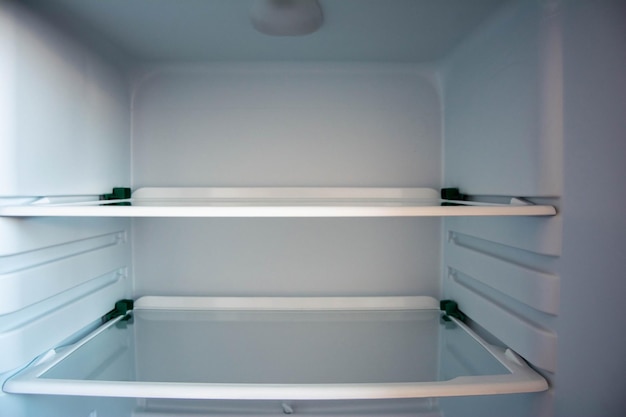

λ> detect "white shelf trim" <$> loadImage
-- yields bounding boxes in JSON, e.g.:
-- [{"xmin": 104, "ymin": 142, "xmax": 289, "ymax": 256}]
[
  {"xmin": 134, "ymin": 295, "xmax": 440, "ymax": 311},
  {"xmin": 3, "ymin": 374, "xmax": 548, "ymax": 400},
  {"xmin": 0, "ymin": 187, "xmax": 557, "ymax": 217}
]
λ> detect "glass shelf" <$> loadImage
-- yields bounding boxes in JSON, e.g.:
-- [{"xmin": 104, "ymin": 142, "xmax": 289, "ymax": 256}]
[
  {"xmin": 4, "ymin": 296, "xmax": 548, "ymax": 400},
  {"xmin": 0, "ymin": 188, "xmax": 557, "ymax": 217}
]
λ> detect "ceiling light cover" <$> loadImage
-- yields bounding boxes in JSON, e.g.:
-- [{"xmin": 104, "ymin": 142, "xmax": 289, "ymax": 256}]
[{"xmin": 250, "ymin": 0, "xmax": 323, "ymax": 36}]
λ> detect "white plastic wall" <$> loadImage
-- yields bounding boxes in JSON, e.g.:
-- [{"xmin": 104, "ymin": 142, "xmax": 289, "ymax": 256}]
[
  {"xmin": 440, "ymin": 1, "xmax": 562, "ymax": 415},
  {"xmin": 131, "ymin": 64, "xmax": 441, "ymax": 188},
  {"xmin": 131, "ymin": 65, "xmax": 442, "ymax": 299},
  {"xmin": 0, "ymin": 0, "xmax": 130, "ymax": 197},
  {"xmin": 0, "ymin": 2, "xmax": 132, "ymax": 416},
  {"xmin": 440, "ymin": 1, "xmax": 626, "ymax": 417},
  {"xmin": 441, "ymin": 0, "xmax": 564, "ymax": 384},
  {"xmin": 2, "ymin": 0, "xmax": 625, "ymax": 416},
  {"xmin": 556, "ymin": 1, "xmax": 626, "ymax": 415},
  {"xmin": 442, "ymin": 0, "xmax": 562, "ymax": 197}
]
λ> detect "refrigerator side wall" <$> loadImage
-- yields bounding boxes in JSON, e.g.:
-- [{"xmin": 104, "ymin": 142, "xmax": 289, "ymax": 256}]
[
  {"xmin": 0, "ymin": 1, "xmax": 130, "ymax": 197},
  {"xmin": 440, "ymin": 1, "xmax": 562, "ymax": 416},
  {"xmin": 0, "ymin": 3, "xmax": 132, "ymax": 416},
  {"xmin": 442, "ymin": 1, "xmax": 626, "ymax": 416},
  {"xmin": 556, "ymin": 1, "xmax": 626, "ymax": 415},
  {"xmin": 442, "ymin": 0, "xmax": 562, "ymax": 198}
]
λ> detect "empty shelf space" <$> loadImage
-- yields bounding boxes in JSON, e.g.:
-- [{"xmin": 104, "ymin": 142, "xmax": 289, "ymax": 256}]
[
  {"xmin": 4, "ymin": 296, "xmax": 548, "ymax": 400},
  {"xmin": 0, "ymin": 188, "xmax": 557, "ymax": 217}
]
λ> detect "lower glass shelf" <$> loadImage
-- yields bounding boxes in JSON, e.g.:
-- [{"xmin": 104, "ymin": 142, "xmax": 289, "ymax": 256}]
[{"xmin": 3, "ymin": 296, "xmax": 547, "ymax": 400}]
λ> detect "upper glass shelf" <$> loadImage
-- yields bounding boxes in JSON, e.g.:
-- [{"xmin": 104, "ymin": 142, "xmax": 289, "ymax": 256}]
[
  {"xmin": 4, "ymin": 296, "xmax": 547, "ymax": 400},
  {"xmin": 0, "ymin": 187, "xmax": 557, "ymax": 217}
]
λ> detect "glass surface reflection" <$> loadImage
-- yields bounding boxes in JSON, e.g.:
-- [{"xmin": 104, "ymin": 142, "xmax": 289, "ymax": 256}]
[{"xmin": 42, "ymin": 309, "xmax": 508, "ymax": 384}]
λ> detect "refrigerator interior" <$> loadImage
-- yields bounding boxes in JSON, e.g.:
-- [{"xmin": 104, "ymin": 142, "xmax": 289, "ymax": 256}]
[{"xmin": 1, "ymin": 0, "xmax": 626, "ymax": 416}]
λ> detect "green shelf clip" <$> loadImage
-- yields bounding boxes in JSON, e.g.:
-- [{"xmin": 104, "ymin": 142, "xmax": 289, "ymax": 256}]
[
  {"xmin": 440, "ymin": 299, "xmax": 466, "ymax": 322},
  {"xmin": 440, "ymin": 188, "xmax": 467, "ymax": 206},
  {"xmin": 99, "ymin": 187, "xmax": 132, "ymax": 206},
  {"xmin": 102, "ymin": 299, "xmax": 134, "ymax": 323}
]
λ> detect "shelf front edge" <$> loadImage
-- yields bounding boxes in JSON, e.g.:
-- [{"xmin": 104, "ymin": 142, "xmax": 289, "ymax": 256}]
[
  {"xmin": 3, "ymin": 374, "xmax": 548, "ymax": 400},
  {"xmin": 0, "ymin": 205, "xmax": 557, "ymax": 217}
]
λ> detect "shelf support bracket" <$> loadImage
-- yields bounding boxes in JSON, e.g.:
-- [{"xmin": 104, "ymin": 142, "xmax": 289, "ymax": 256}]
[
  {"xmin": 99, "ymin": 187, "xmax": 132, "ymax": 206},
  {"xmin": 101, "ymin": 299, "xmax": 134, "ymax": 323},
  {"xmin": 440, "ymin": 188, "xmax": 466, "ymax": 206},
  {"xmin": 440, "ymin": 299, "xmax": 466, "ymax": 322}
]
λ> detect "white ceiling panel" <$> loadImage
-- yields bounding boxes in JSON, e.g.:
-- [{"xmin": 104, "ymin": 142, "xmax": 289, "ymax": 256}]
[{"xmin": 22, "ymin": 0, "xmax": 511, "ymax": 62}]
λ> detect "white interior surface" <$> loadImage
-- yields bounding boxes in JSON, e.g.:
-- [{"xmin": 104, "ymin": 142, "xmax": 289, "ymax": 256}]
[
  {"xmin": 126, "ymin": 61, "xmax": 445, "ymax": 317},
  {"xmin": 132, "ymin": 217, "xmax": 441, "ymax": 299},
  {"xmin": 0, "ymin": 1, "xmax": 129, "ymax": 197},
  {"xmin": 556, "ymin": 2, "xmax": 626, "ymax": 416},
  {"xmin": 131, "ymin": 64, "xmax": 441, "ymax": 188},
  {"xmin": 0, "ymin": 4, "xmax": 133, "ymax": 417},
  {"xmin": 20, "ymin": 0, "xmax": 510, "ymax": 62},
  {"xmin": 439, "ymin": 0, "xmax": 563, "ymax": 380},
  {"xmin": 2, "ymin": 0, "xmax": 626, "ymax": 416},
  {"xmin": 442, "ymin": 0, "xmax": 563, "ymax": 197}
]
